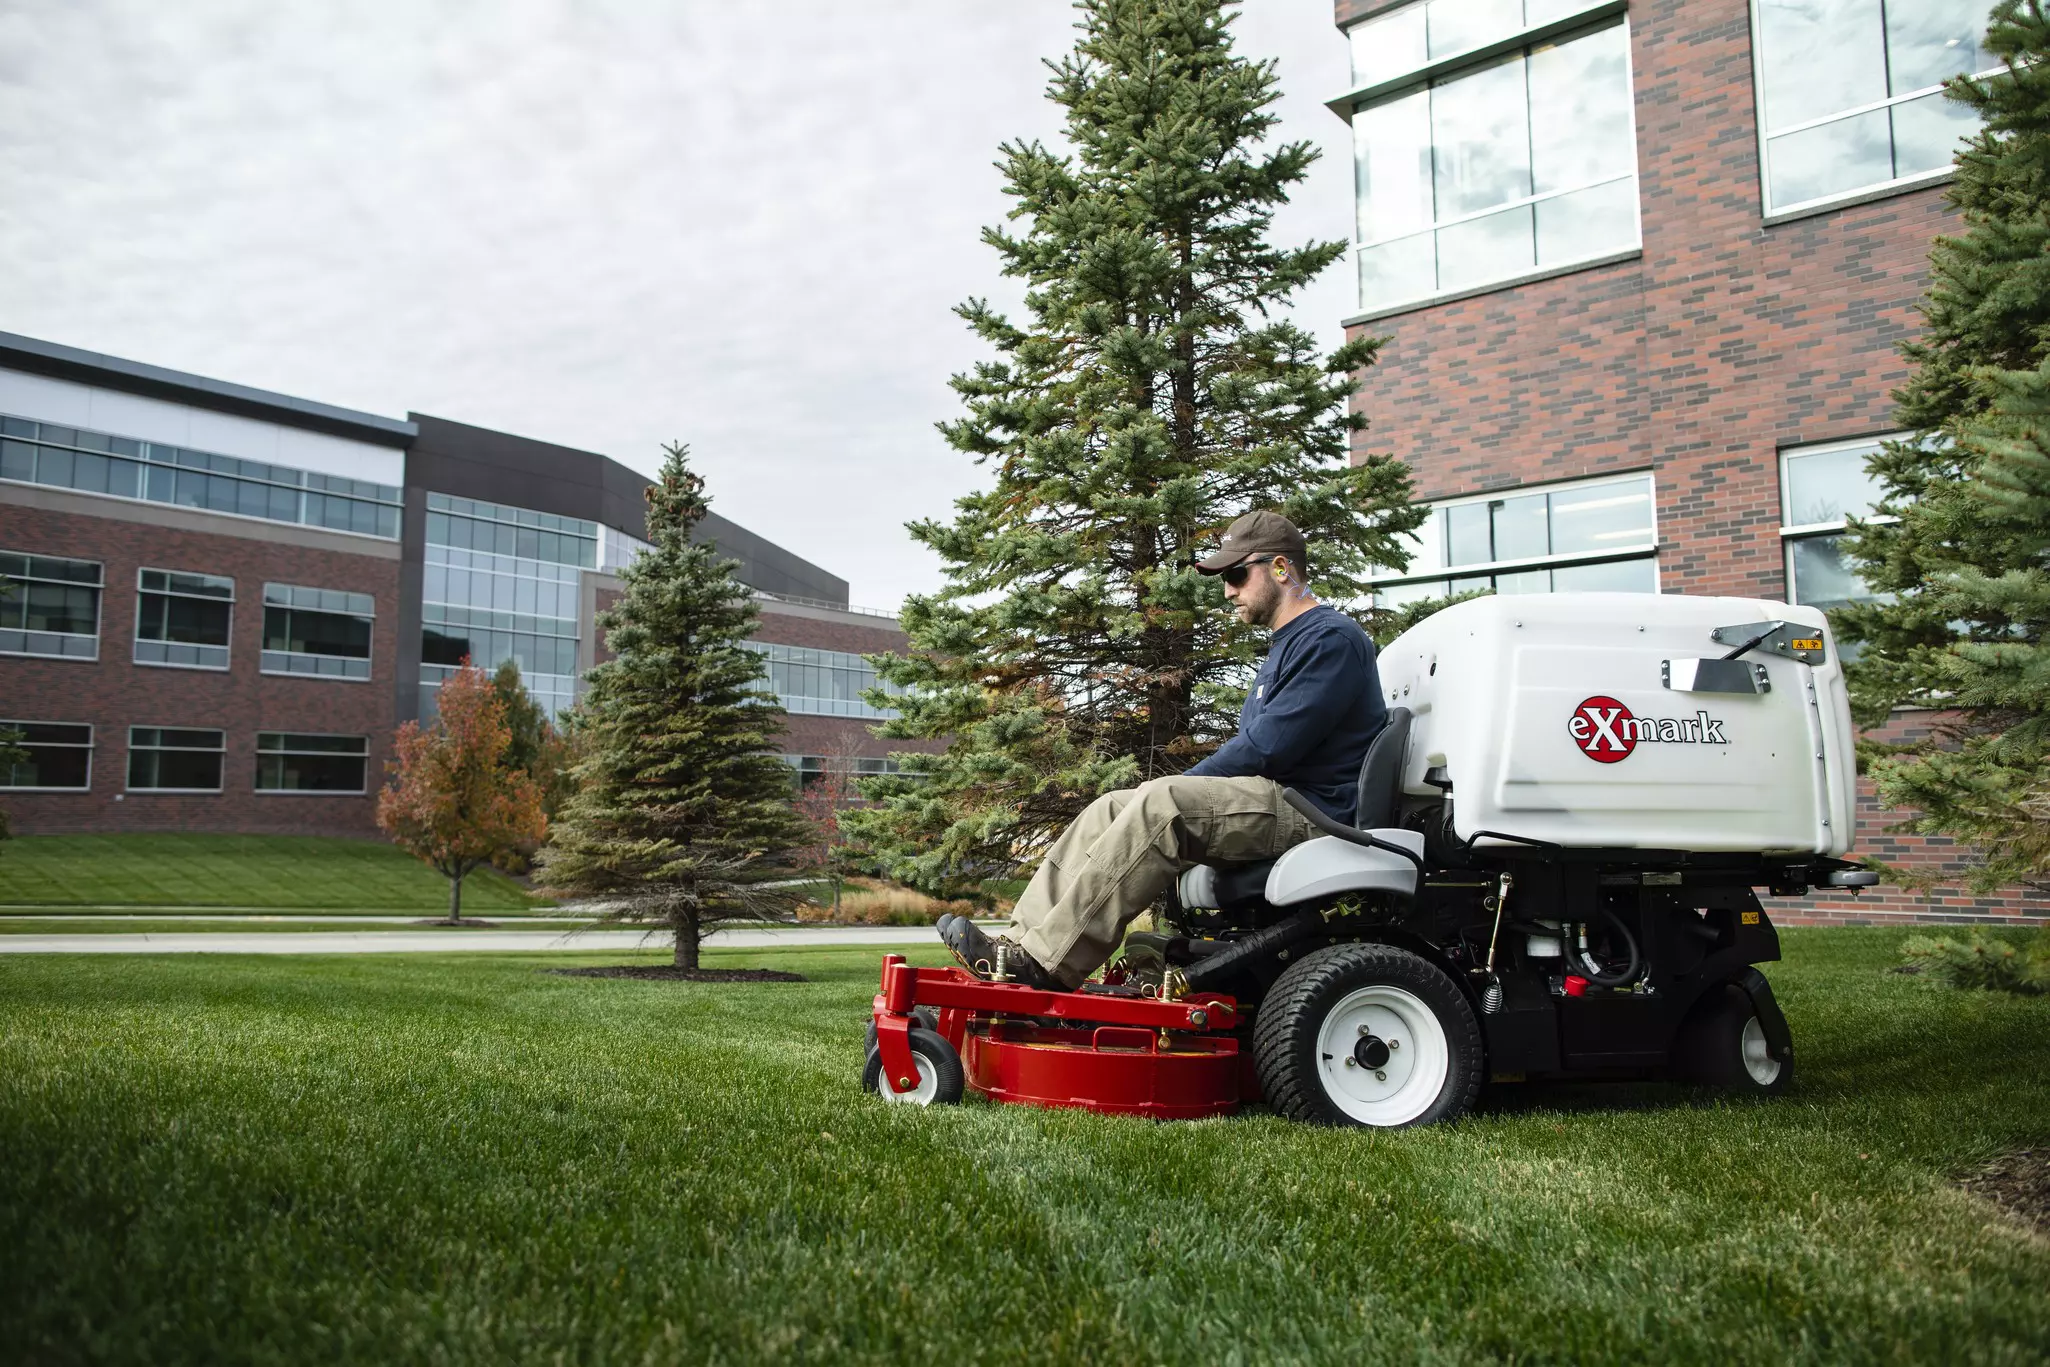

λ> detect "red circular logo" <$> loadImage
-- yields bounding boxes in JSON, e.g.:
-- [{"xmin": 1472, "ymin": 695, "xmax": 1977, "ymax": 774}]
[{"xmin": 1569, "ymin": 696, "xmax": 1636, "ymax": 763}]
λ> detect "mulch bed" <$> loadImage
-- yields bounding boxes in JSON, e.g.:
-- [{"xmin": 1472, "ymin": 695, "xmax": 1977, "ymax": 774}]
[
  {"xmin": 546, "ymin": 966, "xmax": 807, "ymax": 983},
  {"xmin": 414, "ymin": 918, "xmax": 500, "ymax": 928},
  {"xmin": 1958, "ymin": 1149, "xmax": 2050, "ymax": 1231}
]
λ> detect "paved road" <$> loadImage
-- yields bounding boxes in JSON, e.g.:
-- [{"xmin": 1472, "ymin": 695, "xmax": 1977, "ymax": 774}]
[{"xmin": 0, "ymin": 925, "xmax": 947, "ymax": 954}]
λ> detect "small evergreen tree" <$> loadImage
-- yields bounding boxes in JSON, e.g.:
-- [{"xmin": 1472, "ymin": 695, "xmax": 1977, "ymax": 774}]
[
  {"xmin": 1839, "ymin": 1, "xmax": 2050, "ymax": 891},
  {"xmin": 842, "ymin": 0, "xmax": 1424, "ymax": 897},
  {"xmin": 490, "ymin": 660, "xmax": 576, "ymax": 837},
  {"xmin": 536, "ymin": 445, "xmax": 810, "ymax": 969},
  {"xmin": 377, "ymin": 662, "xmax": 548, "ymax": 922}
]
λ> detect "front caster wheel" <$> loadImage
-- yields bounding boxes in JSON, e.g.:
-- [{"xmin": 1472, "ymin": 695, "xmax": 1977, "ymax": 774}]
[
  {"xmin": 862, "ymin": 1026, "xmax": 964, "ymax": 1106},
  {"xmin": 1677, "ymin": 983, "xmax": 1791, "ymax": 1096},
  {"xmin": 1254, "ymin": 943, "xmax": 1484, "ymax": 1128}
]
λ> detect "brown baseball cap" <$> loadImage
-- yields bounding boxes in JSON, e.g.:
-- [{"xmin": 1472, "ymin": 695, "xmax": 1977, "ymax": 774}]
[{"xmin": 1195, "ymin": 510, "xmax": 1307, "ymax": 575}]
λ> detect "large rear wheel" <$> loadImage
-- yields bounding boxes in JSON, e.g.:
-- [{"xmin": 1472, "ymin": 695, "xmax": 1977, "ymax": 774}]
[{"xmin": 1254, "ymin": 943, "xmax": 1483, "ymax": 1127}]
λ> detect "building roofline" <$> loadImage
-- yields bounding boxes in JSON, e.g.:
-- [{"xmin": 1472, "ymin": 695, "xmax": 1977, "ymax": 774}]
[{"xmin": 0, "ymin": 330, "xmax": 417, "ymax": 447}]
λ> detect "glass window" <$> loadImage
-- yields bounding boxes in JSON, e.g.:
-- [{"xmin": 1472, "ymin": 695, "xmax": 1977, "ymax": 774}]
[
  {"xmin": 1754, "ymin": 0, "xmax": 1998, "ymax": 213},
  {"xmin": 1370, "ymin": 472, "xmax": 1658, "ymax": 603},
  {"xmin": 1352, "ymin": 19, "xmax": 1637, "ymax": 314},
  {"xmin": 0, "ymin": 412, "xmax": 399, "ymax": 539},
  {"xmin": 0, "ymin": 550, "xmax": 102, "ymax": 660},
  {"xmin": 1780, "ymin": 436, "xmax": 1894, "ymax": 609},
  {"xmin": 261, "ymin": 583, "xmax": 374, "ymax": 680},
  {"xmin": 127, "ymin": 727, "xmax": 225, "ymax": 792},
  {"xmin": 745, "ymin": 643, "xmax": 908, "ymax": 719},
  {"xmin": 1348, "ymin": 0, "xmax": 1615, "ymax": 85},
  {"xmin": 255, "ymin": 732, "xmax": 368, "ymax": 793},
  {"xmin": 0, "ymin": 721, "xmax": 93, "ymax": 789},
  {"xmin": 134, "ymin": 568, "xmax": 234, "ymax": 670}
]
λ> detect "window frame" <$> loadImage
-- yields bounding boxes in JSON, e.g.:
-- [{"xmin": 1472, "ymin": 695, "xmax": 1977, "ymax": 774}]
[
  {"xmin": 0, "ymin": 549, "xmax": 104, "ymax": 662},
  {"xmin": 1367, "ymin": 469, "xmax": 1662, "ymax": 601},
  {"xmin": 1341, "ymin": 6, "xmax": 1642, "ymax": 321},
  {"xmin": 125, "ymin": 726, "xmax": 227, "ymax": 795},
  {"xmin": 132, "ymin": 567, "xmax": 235, "ymax": 672},
  {"xmin": 0, "ymin": 721, "xmax": 94, "ymax": 791},
  {"xmin": 253, "ymin": 731, "xmax": 370, "ymax": 796},
  {"xmin": 259, "ymin": 582, "xmax": 375, "ymax": 682},
  {"xmin": 1747, "ymin": 1, "xmax": 2003, "ymax": 220},
  {"xmin": 1778, "ymin": 433, "xmax": 1901, "ymax": 608}
]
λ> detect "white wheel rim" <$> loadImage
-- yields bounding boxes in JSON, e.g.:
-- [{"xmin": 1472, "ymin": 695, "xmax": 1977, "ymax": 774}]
[
  {"xmin": 1315, "ymin": 984, "xmax": 1450, "ymax": 1126},
  {"xmin": 877, "ymin": 1045, "xmax": 940, "ymax": 1105},
  {"xmin": 1740, "ymin": 1015, "xmax": 1781, "ymax": 1087}
]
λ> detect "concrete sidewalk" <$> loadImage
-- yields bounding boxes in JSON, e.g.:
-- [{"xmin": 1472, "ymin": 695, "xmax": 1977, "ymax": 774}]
[{"xmin": 0, "ymin": 925, "xmax": 944, "ymax": 954}]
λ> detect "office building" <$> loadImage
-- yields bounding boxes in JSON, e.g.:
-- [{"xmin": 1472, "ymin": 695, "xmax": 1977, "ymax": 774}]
[
  {"xmin": 0, "ymin": 331, "xmax": 928, "ymax": 836},
  {"xmin": 1330, "ymin": 0, "xmax": 2035, "ymax": 922}
]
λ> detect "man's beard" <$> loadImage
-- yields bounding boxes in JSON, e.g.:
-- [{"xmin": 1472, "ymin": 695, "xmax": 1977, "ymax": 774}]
[{"xmin": 1238, "ymin": 580, "xmax": 1281, "ymax": 628}]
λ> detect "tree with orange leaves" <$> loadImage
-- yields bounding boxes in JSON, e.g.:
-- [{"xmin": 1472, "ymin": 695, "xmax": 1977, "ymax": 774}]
[{"xmin": 378, "ymin": 661, "xmax": 548, "ymax": 923}]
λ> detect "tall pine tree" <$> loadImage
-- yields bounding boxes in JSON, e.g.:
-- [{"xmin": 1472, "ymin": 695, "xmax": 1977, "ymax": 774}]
[
  {"xmin": 536, "ymin": 445, "xmax": 810, "ymax": 968},
  {"xmin": 842, "ymin": 0, "xmax": 1423, "ymax": 896},
  {"xmin": 1838, "ymin": 0, "xmax": 2050, "ymax": 891}
]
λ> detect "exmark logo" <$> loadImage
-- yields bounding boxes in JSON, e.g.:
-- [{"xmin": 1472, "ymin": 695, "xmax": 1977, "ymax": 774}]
[{"xmin": 1568, "ymin": 696, "xmax": 1728, "ymax": 764}]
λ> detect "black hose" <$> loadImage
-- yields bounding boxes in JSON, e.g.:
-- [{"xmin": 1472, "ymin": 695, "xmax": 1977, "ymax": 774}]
[
  {"xmin": 1181, "ymin": 908, "xmax": 1324, "ymax": 992},
  {"xmin": 1576, "ymin": 906, "xmax": 1642, "ymax": 988}
]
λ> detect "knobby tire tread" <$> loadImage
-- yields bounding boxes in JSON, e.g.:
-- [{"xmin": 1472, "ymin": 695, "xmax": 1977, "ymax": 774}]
[{"xmin": 1252, "ymin": 942, "xmax": 1484, "ymax": 1127}]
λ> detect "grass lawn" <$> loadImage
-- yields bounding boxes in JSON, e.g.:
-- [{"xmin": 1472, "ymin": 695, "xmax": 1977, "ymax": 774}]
[
  {"xmin": 1, "ymin": 928, "xmax": 2044, "ymax": 1365},
  {"xmin": 0, "ymin": 834, "xmax": 552, "ymax": 911}
]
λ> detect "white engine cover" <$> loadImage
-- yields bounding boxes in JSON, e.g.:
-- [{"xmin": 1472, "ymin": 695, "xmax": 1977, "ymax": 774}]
[
  {"xmin": 1377, "ymin": 593, "xmax": 1856, "ymax": 856},
  {"xmin": 1265, "ymin": 829, "xmax": 1425, "ymax": 906}
]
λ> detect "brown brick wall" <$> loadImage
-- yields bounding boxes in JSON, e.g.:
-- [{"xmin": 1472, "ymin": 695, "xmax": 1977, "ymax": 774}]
[
  {"xmin": 1339, "ymin": 0, "xmax": 2040, "ymax": 922},
  {"xmin": 0, "ymin": 500, "xmax": 400, "ymax": 836}
]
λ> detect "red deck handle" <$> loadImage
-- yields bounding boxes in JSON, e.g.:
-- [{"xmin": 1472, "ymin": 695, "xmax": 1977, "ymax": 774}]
[{"xmin": 1090, "ymin": 1026, "xmax": 1159, "ymax": 1053}]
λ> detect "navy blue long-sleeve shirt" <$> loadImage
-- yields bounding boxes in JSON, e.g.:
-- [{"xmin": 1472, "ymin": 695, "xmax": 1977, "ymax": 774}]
[{"xmin": 1184, "ymin": 605, "xmax": 1388, "ymax": 825}]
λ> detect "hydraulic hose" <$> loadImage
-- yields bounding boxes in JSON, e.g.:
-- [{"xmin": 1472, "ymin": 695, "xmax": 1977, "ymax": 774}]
[
  {"xmin": 1575, "ymin": 906, "xmax": 1643, "ymax": 988},
  {"xmin": 1181, "ymin": 908, "xmax": 1325, "ymax": 993}
]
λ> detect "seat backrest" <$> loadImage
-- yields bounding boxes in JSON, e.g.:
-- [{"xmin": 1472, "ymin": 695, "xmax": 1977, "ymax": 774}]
[{"xmin": 1352, "ymin": 706, "xmax": 1412, "ymax": 830}]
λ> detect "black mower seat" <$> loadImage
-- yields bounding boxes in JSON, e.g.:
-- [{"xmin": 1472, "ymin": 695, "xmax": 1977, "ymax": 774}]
[{"xmin": 1175, "ymin": 707, "xmax": 1415, "ymax": 912}]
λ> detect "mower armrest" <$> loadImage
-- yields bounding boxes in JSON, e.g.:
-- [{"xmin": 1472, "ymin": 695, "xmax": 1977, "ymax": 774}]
[{"xmin": 1281, "ymin": 789, "xmax": 1426, "ymax": 875}]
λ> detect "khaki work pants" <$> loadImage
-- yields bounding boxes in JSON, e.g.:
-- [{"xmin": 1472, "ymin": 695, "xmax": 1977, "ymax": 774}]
[{"xmin": 1008, "ymin": 775, "xmax": 1319, "ymax": 988}]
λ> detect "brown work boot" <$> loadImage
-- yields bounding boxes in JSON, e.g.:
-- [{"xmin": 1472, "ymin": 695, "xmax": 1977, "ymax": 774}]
[{"xmin": 936, "ymin": 914, "xmax": 1060, "ymax": 990}]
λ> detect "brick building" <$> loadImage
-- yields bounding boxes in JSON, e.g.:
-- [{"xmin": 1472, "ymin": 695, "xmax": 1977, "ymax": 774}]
[
  {"xmin": 0, "ymin": 331, "xmax": 929, "ymax": 837},
  {"xmin": 1328, "ymin": 0, "xmax": 2039, "ymax": 923}
]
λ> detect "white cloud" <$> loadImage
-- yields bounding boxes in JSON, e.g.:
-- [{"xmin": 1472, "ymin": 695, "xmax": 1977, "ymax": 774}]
[{"xmin": 0, "ymin": 0, "xmax": 1356, "ymax": 609}]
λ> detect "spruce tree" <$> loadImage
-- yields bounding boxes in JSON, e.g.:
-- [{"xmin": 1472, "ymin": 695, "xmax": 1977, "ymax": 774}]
[
  {"xmin": 1838, "ymin": 0, "xmax": 2050, "ymax": 891},
  {"xmin": 841, "ymin": 0, "xmax": 1423, "ymax": 896},
  {"xmin": 536, "ymin": 445, "xmax": 810, "ymax": 968}
]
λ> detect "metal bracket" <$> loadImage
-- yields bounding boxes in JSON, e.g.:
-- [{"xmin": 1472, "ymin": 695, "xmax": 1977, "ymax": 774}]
[
  {"xmin": 1710, "ymin": 620, "xmax": 1828, "ymax": 665},
  {"xmin": 1663, "ymin": 658, "xmax": 1771, "ymax": 694}
]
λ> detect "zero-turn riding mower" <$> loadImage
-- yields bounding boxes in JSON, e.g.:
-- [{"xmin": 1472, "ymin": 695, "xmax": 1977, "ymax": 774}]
[{"xmin": 864, "ymin": 593, "xmax": 1874, "ymax": 1127}]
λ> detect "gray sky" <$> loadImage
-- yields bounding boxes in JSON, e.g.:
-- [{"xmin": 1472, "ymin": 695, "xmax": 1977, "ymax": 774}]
[{"xmin": 0, "ymin": 1, "xmax": 1356, "ymax": 610}]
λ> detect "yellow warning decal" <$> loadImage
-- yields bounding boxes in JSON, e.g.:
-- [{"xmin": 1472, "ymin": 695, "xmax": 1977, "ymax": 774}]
[
  {"xmin": 1741, "ymin": 910, "xmax": 1761, "ymax": 925},
  {"xmin": 1791, "ymin": 638, "xmax": 1824, "ymax": 651}
]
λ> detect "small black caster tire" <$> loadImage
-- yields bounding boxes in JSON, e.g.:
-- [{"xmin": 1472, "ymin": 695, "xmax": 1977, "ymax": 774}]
[
  {"xmin": 1677, "ymin": 983, "xmax": 1791, "ymax": 1096},
  {"xmin": 862, "ymin": 1026, "xmax": 964, "ymax": 1106},
  {"xmin": 864, "ymin": 1007, "xmax": 938, "ymax": 1055},
  {"xmin": 1254, "ymin": 942, "xmax": 1483, "ymax": 1128}
]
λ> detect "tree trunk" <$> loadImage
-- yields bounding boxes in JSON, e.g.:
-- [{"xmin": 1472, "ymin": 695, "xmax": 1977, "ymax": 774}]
[
  {"xmin": 447, "ymin": 867, "xmax": 463, "ymax": 924},
  {"xmin": 675, "ymin": 912, "xmax": 700, "ymax": 970},
  {"xmin": 832, "ymin": 874, "xmax": 842, "ymax": 914}
]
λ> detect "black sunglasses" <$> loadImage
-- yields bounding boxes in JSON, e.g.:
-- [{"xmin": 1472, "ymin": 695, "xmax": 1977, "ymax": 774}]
[{"xmin": 1220, "ymin": 556, "xmax": 1277, "ymax": 588}]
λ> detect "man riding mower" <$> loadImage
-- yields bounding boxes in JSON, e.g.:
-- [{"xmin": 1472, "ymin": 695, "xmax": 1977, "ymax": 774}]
[{"xmin": 865, "ymin": 511, "xmax": 1873, "ymax": 1127}]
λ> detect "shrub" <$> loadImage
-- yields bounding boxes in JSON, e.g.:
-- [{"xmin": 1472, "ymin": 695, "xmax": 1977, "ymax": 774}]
[{"xmin": 1899, "ymin": 929, "xmax": 2050, "ymax": 995}]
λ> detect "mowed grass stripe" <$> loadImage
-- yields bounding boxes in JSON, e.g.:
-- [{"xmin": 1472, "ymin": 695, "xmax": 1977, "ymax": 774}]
[
  {"xmin": 0, "ymin": 834, "xmax": 549, "ymax": 910},
  {"xmin": 0, "ymin": 930, "xmax": 2044, "ymax": 1365}
]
